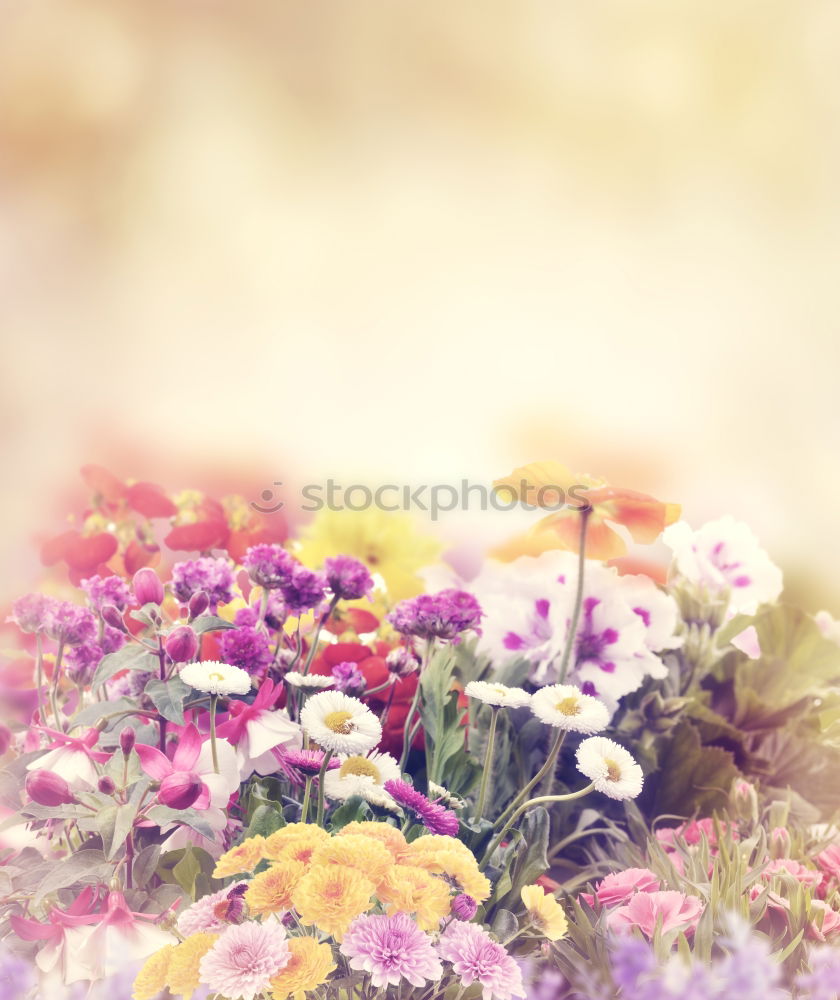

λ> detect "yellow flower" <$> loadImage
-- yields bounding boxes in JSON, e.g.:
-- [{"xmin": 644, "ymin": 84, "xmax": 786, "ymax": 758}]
[
  {"xmin": 246, "ymin": 860, "xmax": 307, "ymax": 916},
  {"xmin": 521, "ymin": 885, "xmax": 568, "ymax": 941},
  {"xmin": 132, "ymin": 945, "xmax": 175, "ymax": 1000},
  {"xmin": 296, "ymin": 508, "xmax": 442, "ymax": 601},
  {"xmin": 377, "ymin": 864, "xmax": 452, "ymax": 931},
  {"xmin": 310, "ymin": 834, "xmax": 394, "ymax": 889},
  {"xmin": 405, "ymin": 842, "xmax": 491, "ymax": 903},
  {"xmin": 166, "ymin": 933, "xmax": 219, "ymax": 996},
  {"xmin": 292, "ymin": 864, "xmax": 376, "ymax": 939},
  {"xmin": 264, "ymin": 824, "xmax": 330, "ymax": 866},
  {"xmin": 213, "ymin": 835, "xmax": 266, "ymax": 878},
  {"xmin": 269, "ymin": 936, "xmax": 337, "ymax": 999},
  {"xmin": 337, "ymin": 821, "xmax": 410, "ymax": 862}
]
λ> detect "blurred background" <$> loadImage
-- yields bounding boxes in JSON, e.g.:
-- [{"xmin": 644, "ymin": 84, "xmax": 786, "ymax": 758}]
[{"xmin": 0, "ymin": 0, "xmax": 838, "ymax": 606}]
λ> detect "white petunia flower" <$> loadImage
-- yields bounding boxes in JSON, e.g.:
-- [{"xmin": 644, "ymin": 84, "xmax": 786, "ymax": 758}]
[
  {"xmin": 323, "ymin": 750, "xmax": 401, "ymax": 810},
  {"xmin": 180, "ymin": 660, "xmax": 252, "ymax": 696},
  {"xmin": 575, "ymin": 736, "xmax": 643, "ymax": 801},
  {"xmin": 464, "ymin": 680, "xmax": 532, "ymax": 709},
  {"xmin": 300, "ymin": 690, "xmax": 382, "ymax": 756},
  {"xmin": 284, "ymin": 671, "xmax": 335, "ymax": 689},
  {"xmin": 530, "ymin": 684, "xmax": 610, "ymax": 734}
]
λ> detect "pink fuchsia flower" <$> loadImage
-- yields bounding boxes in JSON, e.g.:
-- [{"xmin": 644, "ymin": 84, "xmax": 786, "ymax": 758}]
[
  {"xmin": 761, "ymin": 858, "xmax": 823, "ymax": 890},
  {"xmin": 199, "ymin": 920, "xmax": 290, "ymax": 1000},
  {"xmin": 25, "ymin": 770, "xmax": 76, "ymax": 807},
  {"xmin": 10, "ymin": 887, "xmax": 101, "ymax": 985},
  {"xmin": 437, "ymin": 920, "xmax": 526, "ymax": 1000},
  {"xmin": 133, "ymin": 567, "xmax": 165, "ymax": 607},
  {"xmin": 171, "ymin": 556, "xmax": 235, "ymax": 609},
  {"xmin": 215, "ymin": 679, "xmax": 301, "ymax": 778},
  {"xmin": 340, "ymin": 911, "xmax": 442, "ymax": 989},
  {"xmin": 388, "ymin": 589, "xmax": 483, "ymax": 643},
  {"xmin": 607, "ymin": 890, "xmax": 704, "ymax": 939},
  {"xmin": 383, "ymin": 779, "xmax": 460, "ymax": 836},
  {"xmin": 580, "ymin": 868, "xmax": 661, "ymax": 908},
  {"xmin": 164, "ymin": 625, "xmax": 199, "ymax": 664},
  {"xmin": 324, "ymin": 555, "xmax": 374, "ymax": 601},
  {"xmin": 135, "ymin": 723, "xmax": 239, "ymax": 811},
  {"xmin": 26, "ymin": 726, "xmax": 110, "ymax": 790},
  {"xmin": 177, "ymin": 881, "xmax": 248, "ymax": 936}
]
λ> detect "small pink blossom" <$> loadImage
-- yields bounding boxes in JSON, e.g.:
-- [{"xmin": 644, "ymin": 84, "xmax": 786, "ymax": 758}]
[
  {"xmin": 607, "ymin": 890, "xmax": 704, "ymax": 939},
  {"xmin": 761, "ymin": 858, "xmax": 823, "ymax": 890},
  {"xmin": 808, "ymin": 901, "xmax": 840, "ymax": 942},
  {"xmin": 582, "ymin": 868, "xmax": 661, "ymax": 908}
]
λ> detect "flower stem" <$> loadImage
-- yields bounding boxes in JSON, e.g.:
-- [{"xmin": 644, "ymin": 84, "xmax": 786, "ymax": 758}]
[
  {"xmin": 209, "ymin": 694, "xmax": 220, "ymax": 773},
  {"xmin": 556, "ymin": 508, "xmax": 591, "ymax": 683},
  {"xmin": 472, "ymin": 707, "xmax": 499, "ymax": 824},
  {"xmin": 49, "ymin": 639, "xmax": 65, "ymax": 731},
  {"xmin": 301, "ymin": 596, "xmax": 339, "ymax": 676},
  {"xmin": 34, "ymin": 632, "xmax": 45, "ymax": 724},
  {"xmin": 378, "ymin": 681, "xmax": 397, "ymax": 730},
  {"xmin": 399, "ymin": 639, "xmax": 432, "ymax": 771},
  {"xmin": 315, "ymin": 749, "xmax": 333, "ymax": 827},
  {"xmin": 300, "ymin": 775, "xmax": 314, "ymax": 823},
  {"xmin": 494, "ymin": 729, "xmax": 566, "ymax": 829}
]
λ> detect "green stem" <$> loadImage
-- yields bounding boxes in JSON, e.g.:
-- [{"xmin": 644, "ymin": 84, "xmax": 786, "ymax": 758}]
[
  {"xmin": 300, "ymin": 776, "xmax": 314, "ymax": 824},
  {"xmin": 399, "ymin": 682, "xmax": 423, "ymax": 772},
  {"xmin": 49, "ymin": 640, "xmax": 66, "ymax": 731},
  {"xmin": 209, "ymin": 694, "xmax": 220, "ymax": 773},
  {"xmin": 473, "ymin": 707, "xmax": 499, "ymax": 824},
  {"xmin": 556, "ymin": 508, "xmax": 591, "ymax": 683},
  {"xmin": 495, "ymin": 729, "xmax": 566, "ymax": 828},
  {"xmin": 315, "ymin": 749, "xmax": 333, "ymax": 826},
  {"xmin": 301, "ymin": 596, "xmax": 339, "ymax": 676},
  {"xmin": 34, "ymin": 632, "xmax": 45, "ymax": 724}
]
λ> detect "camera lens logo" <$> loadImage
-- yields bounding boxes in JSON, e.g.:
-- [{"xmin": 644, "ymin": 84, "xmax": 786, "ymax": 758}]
[{"xmin": 250, "ymin": 482, "xmax": 285, "ymax": 513}]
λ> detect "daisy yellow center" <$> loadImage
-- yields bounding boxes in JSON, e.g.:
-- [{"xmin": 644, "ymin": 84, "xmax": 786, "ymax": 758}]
[
  {"xmin": 555, "ymin": 697, "xmax": 580, "ymax": 715},
  {"xmin": 324, "ymin": 710, "xmax": 355, "ymax": 734},
  {"xmin": 339, "ymin": 757, "xmax": 381, "ymax": 781},
  {"xmin": 604, "ymin": 758, "xmax": 622, "ymax": 782},
  {"xmin": 209, "ymin": 671, "xmax": 225, "ymax": 682}
]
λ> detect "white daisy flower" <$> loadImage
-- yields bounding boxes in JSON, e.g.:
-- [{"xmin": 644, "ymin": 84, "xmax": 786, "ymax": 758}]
[
  {"xmin": 530, "ymin": 684, "xmax": 609, "ymax": 734},
  {"xmin": 179, "ymin": 660, "xmax": 252, "ymax": 696},
  {"xmin": 428, "ymin": 781, "xmax": 467, "ymax": 811},
  {"xmin": 284, "ymin": 671, "xmax": 335, "ymax": 689},
  {"xmin": 323, "ymin": 750, "xmax": 401, "ymax": 810},
  {"xmin": 464, "ymin": 680, "xmax": 532, "ymax": 709},
  {"xmin": 575, "ymin": 736, "xmax": 644, "ymax": 801},
  {"xmin": 300, "ymin": 690, "xmax": 382, "ymax": 756}
]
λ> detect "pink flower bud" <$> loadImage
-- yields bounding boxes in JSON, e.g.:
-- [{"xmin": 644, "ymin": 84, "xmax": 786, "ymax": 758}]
[
  {"xmin": 451, "ymin": 894, "xmax": 477, "ymax": 920},
  {"xmin": 25, "ymin": 770, "xmax": 76, "ymax": 807},
  {"xmin": 0, "ymin": 725, "xmax": 12, "ymax": 756},
  {"xmin": 165, "ymin": 625, "xmax": 199, "ymax": 663},
  {"xmin": 158, "ymin": 772, "xmax": 204, "ymax": 810},
  {"xmin": 97, "ymin": 776, "xmax": 116, "ymax": 795},
  {"xmin": 771, "ymin": 827, "xmax": 792, "ymax": 859},
  {"xmin": 133, "ymin": 568, "xmax": 164, "ymax": 607},
  {"xmin": 188, "ymin": 591, "xmax": 210, "ymax": 619},
  {"xmin": 100, "ymin": 604, "xmax": 128, "ymax": 632},
  {"xmin": 119, "ymin": 727, "xmax": 136, "ymax": 756}
]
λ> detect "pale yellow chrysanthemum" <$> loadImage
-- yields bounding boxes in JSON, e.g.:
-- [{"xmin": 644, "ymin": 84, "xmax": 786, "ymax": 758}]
[
  {"xmin": 166, "ymin": 933, "xmax": 219, "ymax": 996},
  {"xmin": 406, "ymin": 834, "xmax": 476, "ymax": 860},
  {"xmin": 132, "ymin": 944, "xmax": 175, "ymax": 1000},
  {"xmin": 310, "ymin": 834, "xmax": 394, "ymax": 889},
  {"xmin": 405, "ymin": 845, "xmax": 491, "ymax": 903},
  {"xmin": 295, "ymin": 508, "xmax": 442, "ymax": 601},
  {"xmin": 213, "ymin": 835, "xmax": 266, "ymax": 878},
  {"xmin": 337, "ymin": 821, "xmax": 410, "ymax": 862},
  {"xmin": 264, "ymin": 824, "xmax": 331, "ymax": 866},
  {"xmin": 245, "ymin": 859, "xmax": 307, "ymax": 917},
  {"xmin": 377, "ymin": 863, "xmax": 452, "ymax": 932},
  {"xmin": 292, "ymin": 864, "xmax": 376, "ymax": 939},
  {"xmin": 269, "ymin": 936, "xmax": 337, "ymax": 999},
  {"xmin": 521, "ymin": 885, "xmax": 569, "ymax": 941}
]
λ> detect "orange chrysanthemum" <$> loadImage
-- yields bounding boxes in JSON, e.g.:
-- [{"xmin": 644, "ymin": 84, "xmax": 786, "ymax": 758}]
[
  {"xmin": 291, "ymin": 864, "xmax": 375, "ymax": 939},
  {"xmin": 213, "ymin": 835, "xmax": 266, "ymax": 878},
  {"xmin": 245, "ymin": 859, "xmax": 307, "ymax": 916},
  {"xmin": 377, "ymin": 863, "xmax": 452, "ymax": 931},
  {"xmin": 166, "ymin": 933, "xmax": 219, "ymax": 996},
  {"xmin": 269, "ymin": 936, "xmax": 337, "ymax": 999}
]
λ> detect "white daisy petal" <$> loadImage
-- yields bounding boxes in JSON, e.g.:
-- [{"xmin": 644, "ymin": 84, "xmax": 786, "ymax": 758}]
[
  {"xmin": 464, "ymin": 680, "xmax": 532, "ymax": 709},
  {"xmin": 575, "ymin": 736, "xmax": 644, "ymax": 801},
  {"xmin": 179, "ymin": 661, "xmax": 252, "ymax": 697},
  {"xmin": 299, "ymin": 690, "xmax": 382, "ymax": 755},
  {"xmin": 284, "ymin": 671, "xmax": 335, "ymax": 689},
  {"xmin": 530, "ymin": 684, "xmax": 609, "ymax": 734},
  {"xmin": 323, "ymin": 750, "xmax": 401, "ymax": 810}
]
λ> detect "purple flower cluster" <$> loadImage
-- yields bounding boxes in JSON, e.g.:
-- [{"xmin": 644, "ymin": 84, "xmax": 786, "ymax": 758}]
[
  {"xmin": 8, "ymin": 594, "xmax": 54, "ymax": 633},
  {"xmin": 331, "ymin": 660, "xmax": 365, "ymax": 693},
  {"xmin": 43, "ymin": 601, "xmax": 98, "ymax": 646},
  {"xmin": 281, "ymin": 564, "xmax": 327, "ymax": 616},
  {"xmin": 241, "ymin": 544, "xmax": 296, "ymax": 589},
  {"xmin": 219, "ymin": 626, "xmax": 273, "ymax": 677},
  {"xmin": 241, "ymin": 544, "xmax": 326, "ymax": 616},
  {"xmin": 388, "ymin": 589, "xmax": 483, "ymax": 643},
  {"xmin": 80, "ymin": 574, "xmax": 133, "ymax": 612},
  {"xmin": 65, "ymin": 627, "xmax": 126, "ymax": 684},
  {"xmin": 171, "ymin": 556, "xmax": 235, "ymax": 609},
  {"xmin": 383, "ymin": 779, "xmax": 460, "ymax": 836},
  {"xmin": 324, "ymin": 555, "xmax": 374, "ymax": 601}
]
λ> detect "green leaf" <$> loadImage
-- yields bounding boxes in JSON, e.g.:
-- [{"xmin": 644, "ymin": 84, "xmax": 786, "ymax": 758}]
[
  {"xmin": 173, "ymin": 846, "xmax": 203, "ymax": 899},
  {"xmin": 192, "ymin": 615, "xmax": 238, "ymax": 635},
  {"xmin": 34, "ymin": 849, "xmax": 111, "ymax": 902},
  {"xmin": 245, "ymin": 803, "xmax": 286, "ymax": 839},
  {"xmin": 329, "ymin": 796, "xmax": 372, "ymax": 830},
  {"xmin": 489, "ymin": 806, "xmax": 550, "ymax": 915},
  {"xmin": 91, "ymin": 644, "xmax": 158, "ymax": 689},
  {"xmin": 147, "ymin": 806, "xmax": 216, "ymax": 841},
  {"xmin": 647, "ymin": 721, "xmax": 740, "ymax": 816},
  {"xmin": 145, "ymin": 676, "xmax": 191, "ymax": 724},
  {"xmin": 132, "ymin": 844, "xmax": 162, "ymax": 888}
]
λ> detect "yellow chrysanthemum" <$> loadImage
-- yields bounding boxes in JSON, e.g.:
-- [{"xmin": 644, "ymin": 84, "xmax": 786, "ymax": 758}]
[
  {"xmin": 521, "ymin": 885, "xmax": 569, "ymax": 941},
  {"xmin": 377, "ymin": 864, "xmax": 452, "ymax": 932},
  {"xmin": 246, "ymin": 860, "xmax": 307, "ymax": 916},
  {"xmin": 132, "ymin": 944, "xmax": 175, "ymax": 1000},
  {"xmin": 292, "ymin": 864, "xmax": 376, "ymax": 939},
  {"xmin": 166, "ymin": 933, "xmax": 219, "ymax": 996},
  {"xmin": 269, "ymin": 936, "xmax": 337, "ymax": 999},
  {"xmin": 213, "ymin": 835, "xmax": 266, "ymax": 878},
  {"xmin": 310, "ymin": 835, "xmax": 394, "ymax": 889},
  {"xmin": 406, "ymin": 834, "xmax": 476, "ymax": 859},
  {"xmin": 264, "ymin": 824, "xmax": 331, "ymax": 866},
  {"xmin": 405, "ymin": 844, "xmax": 491, "ymax": 903},
  {"xmin": 337, "ymin": 821, "xmax": 409, "ymax": 862},
  {"xmin": 296, "ymin": 508, "xmax": 442, "ymax": 601}
]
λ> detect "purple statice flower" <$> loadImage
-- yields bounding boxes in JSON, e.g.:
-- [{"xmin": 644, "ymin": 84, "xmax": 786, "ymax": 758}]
[
  {"xmin": 280, "ymin": 564, "xmax": 327, "ymax": 617},
  {"xmin": 43, "ymin": 601, "xmax": 97, "ymax": 646},
  {"xmin": 798, "ymin": 947, "xmax": 840, "ymax": 1000},
  {"xmin": 388, "ymin": 589, "xmax": 483, "ymax": 643},
  {"xmin": 65, "ymin": 641, "xmax": 103, "ymax": 685},
  {"xmin": 437, "ymin": 921, "xmax": 526, "ymax": 1000},
  {"xmin": 242, "ymin": 544, "xmax": 296, "ymax": 590},
  {"xmin": 324, "ymin": 555, "xmax": 374, "ymax": 601},
  {"xmin": 80, "ymin": 574, "xmax": 132, "ymax": 612},
  {"xmin": 331, "ymin": 660, "xmax": 365, "ymax": 693},
  {"xmin": 386, "ymin": 644, "xmax": 422, "ymax": 678},
  {"xmin": 263, "ymin": 591, "xmax": 288, "ymax": 630},
  {"xmin": 171, "ymin": 556, "xmax": 235, "ymax": 609},
  {"xmin": 383, "ymin": 779, "xmax": 460, "ymax": 836},
  {"xmin": 8, "ymin": 593, "xmax": 57, "ymax": 633},
  {"xmin": 218, "ymin": 626, "xmax": 273, "ymax": 677},
  {"xmin": 234, "ymin": 605, "xmax": 260, "ymax": 627},
  {"xmin": 451, "ymin": 894, "xmax": 478, "ymax": 921},
  {"xmin": 340, "ymin": 911, "xmax": 442, "ymax": 989}
]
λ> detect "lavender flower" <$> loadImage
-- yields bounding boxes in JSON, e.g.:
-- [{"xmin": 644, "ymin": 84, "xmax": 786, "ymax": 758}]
[
  {"xmin": 8, "ymin": 593, "xmax": 56, "ymax": 633},
  {"xmin": 172, "ymin": 556, "xmax": 235, "ymax": 608},
  {"xmin": 80, "ymin": 574, "xmax": 132, "ymax": 612},
  {"xmin": 324, "ymin": 555, "xmax": 374, "ymax": 601},
  {"xmin": 242, "ymin": 544, "xmax": 296, "ymax": 589},
  {"xmin": 43, "ymin": 601, "xmax": 97, "ymax": 646},
  {"xmin": 388, "ymin": 589, "xmax": 483, "ymax": 643},
  {"xmin": 331, "ymin": 660, "xmax": 366, "ymax": 693},
  {"xmin": 280, "ymin": 564, "xmax": 327, "ymax": 616},
  {"xmin": 797, "ymin": 947, "xmax": 840, "ymax": 1000},
  {"xmin": 218, "ymin": 626, "xmax": 273, "ymax": 676}
]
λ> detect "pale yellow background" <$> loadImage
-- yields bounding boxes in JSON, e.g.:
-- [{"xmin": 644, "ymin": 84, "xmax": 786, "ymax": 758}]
[{"xmin": 1, "ymin": 1, "xmax": 838, "ymax": 606}]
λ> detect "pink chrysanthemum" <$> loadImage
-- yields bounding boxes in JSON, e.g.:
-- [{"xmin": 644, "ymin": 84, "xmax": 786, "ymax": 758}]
[
  {"xmin": 199, "ymin": 920, "xmax": 290, "ymax": 1000},
  {"xmin": 340, "ymin": 911, "xmax": 442, "ymax": 988},
  {"xmin": 437, "ymin": 921, "xmax": 525, "ymax": 1000},
  {"xmin": 383, "ymin": 779, "xmax": 459, "ymax": 836},
  {"xmin": 177, "ymin": 882, "xmax": 248, "ymax": 935}
]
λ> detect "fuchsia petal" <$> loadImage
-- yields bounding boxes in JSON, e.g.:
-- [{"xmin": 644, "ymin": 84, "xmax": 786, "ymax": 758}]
[
  {"xmin": 171, "ymin": 723, "xmax": 203, "ymax": 770},
  {"xmin": 134, "ymin": 744, "xmax": 174, "ymax": 781}
]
